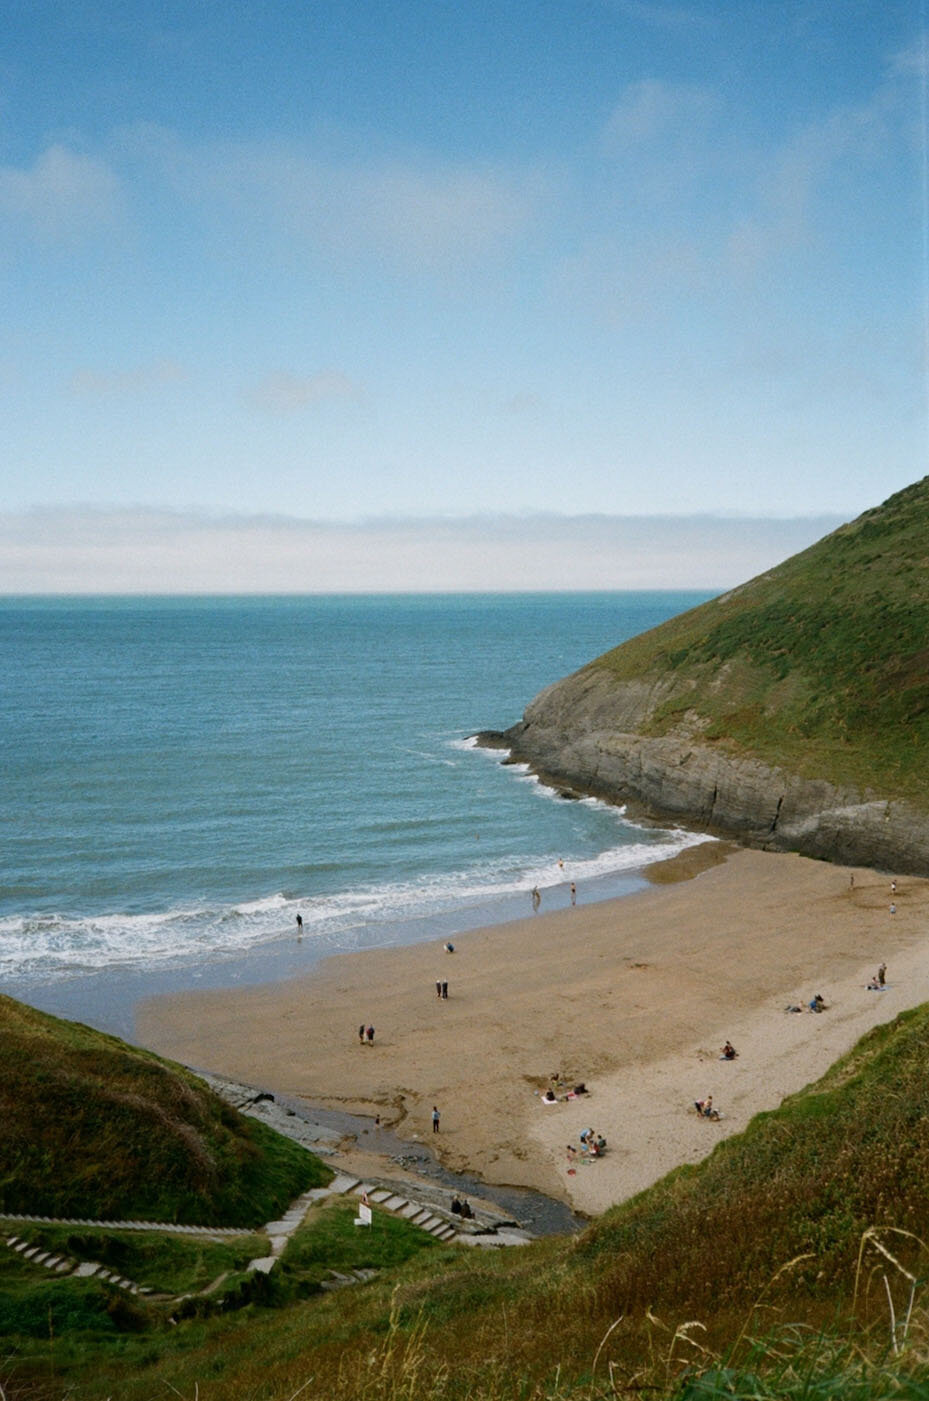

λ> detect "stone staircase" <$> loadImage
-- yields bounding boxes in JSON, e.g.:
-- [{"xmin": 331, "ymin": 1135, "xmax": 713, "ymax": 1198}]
[
  {"xmin": 338, "ymin": 1177, "xmax": 534, "ymax": 1249},
  {"xmin": 346, "ymin": 1180, "xmax": 459, "ymax": 1243},
  {"xmin": 0, "ymin": 1166, "xmax": 532, "ymax": 1302},
  {"xmin": 5, "ymin": 1234, "xmax": 158, "ymax": 1297}
]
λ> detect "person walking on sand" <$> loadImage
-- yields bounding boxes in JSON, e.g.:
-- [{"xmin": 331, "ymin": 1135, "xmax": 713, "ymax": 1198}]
[
  {"xmin": 531, "ymin": 886, "xmax": 541, "ymax": 914},
  {"xmin": 432, "ymin": 1105, "xmax": 440, "ymax": 1133},
  {"xmin": 441, "ymin": 980, "xmax": 448, "ymax": 999},
  {"xmin": 358, "ymin": 1024, "xmax": 365, "ymax": 1045},
  {"xmin": 366, "ymin": 1025, "xmax": 375, "ymax": 1043},
  {"xmin": 436, "ymin": 979, "xmax": 442, "ymax": 999}
]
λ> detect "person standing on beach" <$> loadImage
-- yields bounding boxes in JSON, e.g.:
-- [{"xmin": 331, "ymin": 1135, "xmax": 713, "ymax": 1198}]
[
  {"xmin": 436, "ymin": 979, "xmax": 442, "ymax": 999},
  {"xmin": 441, "ymin": 980, "xmax": 448, "ymax": 999},
  {"xmin": 569, "ymin": 881, "xmax": 576, "ymax": 907},
  {"xmin": 358, "ymin": 1024, "xmax": 365, "ymax": 1044},
  {"xmin": 296, "ymin": 913, "xmax": 303, "ymax": 933},
  {"xmin": 878, "ymin": 961, "xmax": 887, "ymax": 986},
  {"xmin": 432, "ymin": 1105, "xmax": 440, "ymax": 1133},
  {"xmin": 366, "ymin": 1025, "xmax": 375, "ymax": 1043},
  {"xmin": 531, "ymin": 886, "xmax": 541, "ymax": 913}
]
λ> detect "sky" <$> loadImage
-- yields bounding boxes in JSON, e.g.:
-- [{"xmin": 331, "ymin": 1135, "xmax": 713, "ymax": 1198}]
[{"xmin": 1, "ymin": 0, "xmax": 926, "ymax": 591}]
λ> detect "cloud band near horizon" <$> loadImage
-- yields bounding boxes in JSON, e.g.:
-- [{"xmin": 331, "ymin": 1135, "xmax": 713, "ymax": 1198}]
[{"xmin": 0, "ymin": 508, "xmax": 844, "ymax": 595}]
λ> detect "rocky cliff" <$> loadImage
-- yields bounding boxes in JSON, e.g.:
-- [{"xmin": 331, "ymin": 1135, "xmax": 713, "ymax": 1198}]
[{"xmin": 479, "ymin": 479, "xmax": 929, "ymax": 875}]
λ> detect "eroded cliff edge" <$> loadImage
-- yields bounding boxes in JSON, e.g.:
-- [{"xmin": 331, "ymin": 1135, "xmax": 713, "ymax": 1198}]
[
  {"xmin": 477, "ymin": 478, "xmax": 929, "ymax": 876},
  {"xmin": 480, "ymin": 671, "xmax": 929, "ymax": 875}
]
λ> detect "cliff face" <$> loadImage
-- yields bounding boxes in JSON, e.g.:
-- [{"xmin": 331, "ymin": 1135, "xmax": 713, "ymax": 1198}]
[
  {"xmin": 484, "ymin": 479, "xmax": 929, "ymax": 876},
  {"xmin": 497, "ymin": 670, "xmax": 929, "ymax": 874}
]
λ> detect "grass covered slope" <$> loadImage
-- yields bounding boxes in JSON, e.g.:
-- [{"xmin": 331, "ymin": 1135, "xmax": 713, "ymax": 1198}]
[
  {"xmin": 0, "ymin": 995, "xmax": 329, "ymax": 1226},
  {"xmin": 589, "ymin": 477, "xmax": 929, "ymax": 801},
  {"xmin": 579, "ymin": 1000, "xmax": 929, "ymax": 1324},
  {"xmin": 24, "ymin": 1002, "xmax": 929, "ymax": 1401}
]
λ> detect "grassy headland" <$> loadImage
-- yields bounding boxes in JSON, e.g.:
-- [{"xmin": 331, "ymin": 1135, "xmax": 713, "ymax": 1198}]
[
  {"xmin": 588, "ymin": 476, "xmax": 929, "ymax": 801},
  {"xmin": 0, "ymin": 995, "xmax": 329, "ymax": 1226}
]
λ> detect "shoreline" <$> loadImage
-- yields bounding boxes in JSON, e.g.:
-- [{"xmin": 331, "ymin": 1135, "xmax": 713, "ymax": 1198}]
[
  {"xmin": 135, "ymin": 847, "xmax": 929, "ymax": 1217},
  {"xmin": 13, "ymin": 844, "xmax": 682, "ymax": 1046}
]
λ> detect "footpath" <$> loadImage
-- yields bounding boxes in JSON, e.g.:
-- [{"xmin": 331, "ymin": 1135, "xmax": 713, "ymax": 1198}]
[{"xmin": 0, "ymin": 1126, "xmax": 535, "ymax": 1300}]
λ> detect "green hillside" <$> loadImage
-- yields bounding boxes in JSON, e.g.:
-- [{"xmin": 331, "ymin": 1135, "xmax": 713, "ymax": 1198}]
[
  {"xmin": 0, "ymin": 996, "xmax": 328, "ymax": 1226},
  {"xmin": 11, "ymin": 1000, "xmax": 929, "ymax": 1400},
  {"xmin": 587, "ymin": 477, "xmax": 929, "ymax": 801}
]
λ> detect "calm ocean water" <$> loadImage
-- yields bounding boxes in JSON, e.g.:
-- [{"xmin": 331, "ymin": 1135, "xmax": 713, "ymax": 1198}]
[{"xmin": 0, "ymin": 593, "xmax": 711, "ymax": 1030}]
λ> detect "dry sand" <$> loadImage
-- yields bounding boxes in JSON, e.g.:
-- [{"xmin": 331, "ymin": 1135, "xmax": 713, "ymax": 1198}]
[{"xmin": 135, "ymin": 847, "xmax": 929, "ymax": 1218}]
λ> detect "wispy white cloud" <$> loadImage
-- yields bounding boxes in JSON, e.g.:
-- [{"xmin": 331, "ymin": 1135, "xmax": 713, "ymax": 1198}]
[
  {"xmin": 498, "ymin": 391, "xmax": 543, "ymax": 416},
  {"xmin": 67, "ymin": 360, "xmax": 186, "ymax": 396},
  {"xmin": 245, "ymin": 370, "xmax": 362, "ymax": 414},
  {"xmin": 726, "ymin": 98, "xmax": 892, "ymax": 274},
  {"xmin": 601, "ymin": 78, "xmax": 720, "ymax": 150},
  {"xmin": 0, "ymin": 507, "xmax": 844, "ymax": 594},
  {"xmin": 891, "ymin": 32, "xmax": 929, "ymax": 77},
  {"xmin": 124, "ymin": 124, "xmax": 543, "ymax": 272},
  {"xmin": 0, "ymin": 144, "xmax": 123, "ymax": 241},
  {"xmin": 575, "ymin": 55, "xmax": 912, "ymax": 318}
]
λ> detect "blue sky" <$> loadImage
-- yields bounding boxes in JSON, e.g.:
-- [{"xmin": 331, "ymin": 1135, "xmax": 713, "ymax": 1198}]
[{"xmin": 1, "ymin": 1, "xmax": 926, "ymax": 590}]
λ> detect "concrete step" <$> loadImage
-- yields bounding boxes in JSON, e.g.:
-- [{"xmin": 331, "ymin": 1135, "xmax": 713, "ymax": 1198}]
[{"xmin": 328, "ymin": 1174, "xmax": 360, "ymax": 1195}]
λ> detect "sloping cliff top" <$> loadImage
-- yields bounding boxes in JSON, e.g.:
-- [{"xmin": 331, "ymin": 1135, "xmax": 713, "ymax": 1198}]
[{"xmin": 498, "ymin": 478, "xmax": 929, "ymax": 871}]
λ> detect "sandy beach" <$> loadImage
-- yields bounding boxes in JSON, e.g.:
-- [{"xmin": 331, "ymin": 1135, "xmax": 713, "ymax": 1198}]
[{"xmin": 135, "ymin": 847, "xmax": 929, "ymax": 1218}]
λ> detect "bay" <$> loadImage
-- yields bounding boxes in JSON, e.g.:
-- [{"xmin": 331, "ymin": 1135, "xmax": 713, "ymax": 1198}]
[{"xmin": 0, "ymin": 592, "xmax": 711, "ymax": 1029}]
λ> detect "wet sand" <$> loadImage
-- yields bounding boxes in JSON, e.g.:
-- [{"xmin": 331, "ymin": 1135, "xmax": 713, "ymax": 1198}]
[{"xmin": 135, "ymin": 847, "xmax": 929, "ymax": 1217}]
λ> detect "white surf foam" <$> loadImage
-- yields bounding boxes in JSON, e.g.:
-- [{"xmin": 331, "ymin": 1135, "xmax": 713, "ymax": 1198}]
[{"xmin": 0, "ymin": 823, "xmax": 710, "ymax": 985}]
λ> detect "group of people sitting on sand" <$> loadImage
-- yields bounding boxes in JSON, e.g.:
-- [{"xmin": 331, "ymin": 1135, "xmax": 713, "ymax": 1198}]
[
  {"xmin": 691, "ymin": 1040, "xmax": 740, "ymax": 1120},
  {"xmin": 450, "ymin": 1196, "xmax": 473, "ymax": 1219},
  {"xmin": 543, "ymin": 1073, "xmax": 588, "ymax": 1103},
  {"xmin": 784, "ymin": 993, "xmax": 828, "ymax": 1014},
  {"xmin": 867, "ymin": 962, "xmax": 888, "ymax": 991},
  {"xmin": 566, "ymin": 1128, "xmax": 607, "ymax": 1162}
]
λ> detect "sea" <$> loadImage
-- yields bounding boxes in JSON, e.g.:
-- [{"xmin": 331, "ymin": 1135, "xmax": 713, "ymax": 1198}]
[{"xmin": 0, "ymin": 592, "xmax": 712, "ymax": 1039}]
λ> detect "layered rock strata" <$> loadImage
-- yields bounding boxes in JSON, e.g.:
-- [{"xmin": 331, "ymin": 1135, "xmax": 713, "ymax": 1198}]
[{"xmin": 479, "ymin": 666, "xmax": 929, "ymax": 876}]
